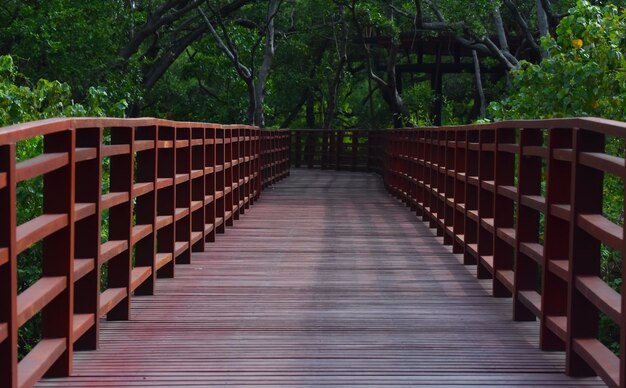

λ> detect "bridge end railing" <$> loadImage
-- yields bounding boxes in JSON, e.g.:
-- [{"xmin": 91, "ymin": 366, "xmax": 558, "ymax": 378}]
[{"xmin": 289, "ymin": 129, "xmax": 386, "ymax": 173}]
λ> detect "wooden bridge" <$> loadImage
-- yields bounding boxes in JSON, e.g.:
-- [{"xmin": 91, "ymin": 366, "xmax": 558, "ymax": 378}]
[{"xmin": 0, "ymin": 118, "xmax": 625, "ymax": 387}]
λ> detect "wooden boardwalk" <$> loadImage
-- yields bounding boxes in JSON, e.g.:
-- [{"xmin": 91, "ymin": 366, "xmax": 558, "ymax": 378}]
[{"xmin": 37, "ymin": 169, "xmax": 602, "ymax": 387}]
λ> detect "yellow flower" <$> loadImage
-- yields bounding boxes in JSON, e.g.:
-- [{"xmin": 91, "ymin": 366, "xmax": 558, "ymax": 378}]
[
  {"xmin": 571, "ymin": 39, "xmax": 583, "ymax": 49},
  {"xmin": 591, "ymin": 100, "xmax": 599, "ymax": 109}
]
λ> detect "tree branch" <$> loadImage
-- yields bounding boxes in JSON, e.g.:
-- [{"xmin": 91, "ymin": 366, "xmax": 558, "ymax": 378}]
[
  {"xmin": 503, "ymin": 0, "xmax": 541, "ymax": 57},
  {"xmin": 198, "ymin": 4, "xmax": 252, "ymax": 80}
]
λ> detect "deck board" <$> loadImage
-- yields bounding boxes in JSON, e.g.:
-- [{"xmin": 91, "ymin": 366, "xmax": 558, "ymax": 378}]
[{"xmin": 37, "ymin": 169, "xmax": 603, "ymax": 387}]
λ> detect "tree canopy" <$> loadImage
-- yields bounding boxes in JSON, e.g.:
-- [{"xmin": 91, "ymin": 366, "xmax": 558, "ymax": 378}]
[{"xmin": 0, "ymin": 0, "xmax": 624, "ymax": 128}]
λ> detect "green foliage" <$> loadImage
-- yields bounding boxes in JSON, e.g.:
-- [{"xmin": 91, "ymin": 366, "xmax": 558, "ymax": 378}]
[
  {"xmin": 401, "ymin": 82, "xmax": 435, "ymax": 126},
  {"xmin": 0, "ymin": 54, "xmax": 126, "ymax": 359},
  {"xmin": 489, "ymin": 0, "xmax": 626, "ymax": 355},
  {"xmin": 0, "ymin": 0, "xmax": 138, "ymax": 101},
  {"xmin": 0, "ymin": 55, "xmax": 128, "ymax": 126},
  {"xmin": 489, "ymin": 0, "xmax": 626, "ymax": 121}
]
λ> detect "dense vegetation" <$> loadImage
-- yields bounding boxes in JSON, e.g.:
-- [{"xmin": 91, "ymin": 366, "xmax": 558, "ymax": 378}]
[
  {"xmin": 1, "ymin": 0, "xmax": 625, "ymax": 357},
  {"xmin": 4, "ymin": 0, "xmax": 623, "ymax": 128}
]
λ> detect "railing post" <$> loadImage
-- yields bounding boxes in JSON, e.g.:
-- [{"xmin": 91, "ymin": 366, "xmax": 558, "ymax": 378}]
[
  {"xmin": 0, "ymin": 143, "xmax": 17, "ymax": 388},
  {"xmin": 443, "ymin": 128, "xmax": 456, "ymax": 246},
  {"xmin": 321, "ymin": 130, "xmax": 328, "ymax": 169},
  {"xmin": 513, "ymin": 127, "xmax": 542, "ymax": 320},
  {"xmin": 492, "ymin": 127, "xmax": 516, "ymax": 297},
  {"xmin": 463, "ymin": 129, "xmax": 479, "ymax": 265},
  {"xmin": 540, "ymin": 127, "xmax": 572, "ymax": 351},
  {"xmin": 329, "ymin": 130, "xmax": 336, "ymax": 169},
  {"xmin": 452, "ymin": 129, "xmax": 466, "ymax": 253},
  {"xmin": 215, "ymin": 127, "xmax": 225, "ymax": 233},
  {"xmin": 243, "ymin": 127, "xmax": 251, "ymax": 210},
  {"xmin": 73, "ymin": 127, "xmax": 103, "ymax": 350},
  {"xmin": 406, "ymin": 130, "xmax": 414, "ymax": 211},
  {"xmin": 366, "ymin": 131, "xmax": 372, "ymax": 172},
  {"xmin": 254, "ymin": 128, "xmax": 261, "ymax": 199},
  {"xmin": 352, "ymin": 131, "xmax": 358, "ymax": 171},
  {"xmin": 423, "ymin": 129, "xmax": 434, "ymax": 222},
  {"xmin": 41, "ymin": 130, "xmax": 76, "ymax": 376},
  {"xmin": 224, "ymin": 127, "xmax": 234, "ymax": 227},
  {"xmin": 476, "ymin": 128, "xmax": 495, "ymax": 279},
  {"xmin": 133, "ymin": 125, "xmax": 158, "ymax": 296},
  {"xmin": 286, "ymin": 130, "xmax": 291, "ymax": 177},
  {"xmin": 415, "ymin": 129, "xmax": 425, "ymax": 218},
  {"xmin": 174, "ymin": 127, "xmax": 192, "ymax": 264},
  {"xmin": 433, "ymin": 128, "xmax": 445, "ymax": 234},
  {"xmin": 232, "ymin": 127, "xmax": 241, "ymax": 221},
  {"xmin": 156, "ymin": 125, "xmax": 176, "ymax": 278},
  {"xmin": 305, "ymin": 131, "xmax": 313, "ymax": 168},
  {"xmin": 565, "ymin": 128, "xmax": 604, "ymax": 378},
  {"xmin": 492, "ymin": 128, "xmax": 518, "ymax": 297},
  {"xmin": 191, "ymin": 126, "xmax": 207, "ymax": 249},
  {"xmin": 107, "ymin": 127, "xmax": 134, "ymax": 321},
  {"xmin": 204, "ymin": 126, "xmax": 216, "ymax": 242},
  {"xmin": 336, "ymin": 131, "xmax": 343, "ymax": 170},
  {"xmin": 294, "ymin": 130, "xmax": 301, "ymax": 168}
]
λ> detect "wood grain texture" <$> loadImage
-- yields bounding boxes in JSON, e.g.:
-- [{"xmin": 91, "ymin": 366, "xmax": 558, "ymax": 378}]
[{"xmin": 36, "ymin": 170, "xmax": 602, "ymax": 387}]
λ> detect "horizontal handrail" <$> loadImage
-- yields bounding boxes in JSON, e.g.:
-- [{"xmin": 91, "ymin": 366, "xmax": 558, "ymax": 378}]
[{"xmin": 0, "ymin": 117, "xmax": 290, "ymax": 388}]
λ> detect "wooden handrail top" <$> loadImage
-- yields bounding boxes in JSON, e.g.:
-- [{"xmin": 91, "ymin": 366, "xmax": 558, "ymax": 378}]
[
  {"xmin": 0, "ymin": 117, "xmax": 291, "ymax": 144},
  {"xmin": 290, "ymin": 116, "xmax": 626, "ymax": 135}
]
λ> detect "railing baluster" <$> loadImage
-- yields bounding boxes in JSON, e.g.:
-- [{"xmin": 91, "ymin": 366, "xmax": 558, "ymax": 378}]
[
  {"xmin": 493, "ymin": 127, "xmax": 516, "ymax": 297},
  {"xmin": 294, "ymin": 130, "xmax": 301, "ymax": 168},
  {"xmin": 0, "ymin": 143, "xmax": 17, "ymax": 388},
  {"xmin": 452, "ymin": 129, "xmax": 466, "ymax": 254},
  {"xmin": 133, "ymin": 125, "xmax": 158, "ymax": 296},
  {"xmin": 540, "ymin": 127, "xmax": 572, "ymax": 351},
  {"xmin": 566, "ymin": 128, "xmax": 605, "ymax": 378},
  {"xmin": 443, "ymin": 129, "xmax": 455, "ymax": 246},
  {"xmin": 191, "ymin": 127, "xmax": 206, "ymax": 251},
  {"xmin": 477, "ymin": 128, "xmax": 495, "ymax": 280},
  {"xmin": 174, "ymin": 127, "xmax": 191, "ymax": 264},
  {"xmin": 156, "ymin": 125, "xmax": 176, "ymax": 278},
  {"xmin": 215, "ymin": 127, "xmax": 226, "ymax": 233},
  {"xmin": 204, "ymin": 126, "xmax": 216, "ymax": 242},
  {"xmin": 513, "ymin": 127, "xmax": 543, "ymax": 321},
  {"xmin": 74, "ymin": 127, "xmax": 102, "ymax": 350},
  {"xmin": 107, "ymin": 127, "xmax": 134, "ymax": 321}
]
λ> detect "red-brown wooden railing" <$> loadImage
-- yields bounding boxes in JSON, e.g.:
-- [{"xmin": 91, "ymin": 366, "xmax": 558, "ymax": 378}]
[
  {"xmin": 291, "ymin": 118, "xmax": 626, "ymax": 388},
  {"xmin": 4, "ymin": 115, "xmax": 626, "ymax": 387},
  {"xmin": 384, "ymin": 118, "xmax": 626, "ymax": 388},
  {"xmin": 0, "ymin": 118, "xmax": 289, "ymax": 388}
]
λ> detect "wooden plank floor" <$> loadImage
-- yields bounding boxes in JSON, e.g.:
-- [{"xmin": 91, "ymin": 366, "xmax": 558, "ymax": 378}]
[{"xmin": 37, "ymin": 169, "xmax": 603, "ymax": 387}]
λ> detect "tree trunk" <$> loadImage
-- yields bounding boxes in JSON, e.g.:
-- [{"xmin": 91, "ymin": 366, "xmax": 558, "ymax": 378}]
[
  {"xmin": 472, "ymin": 50, "xmax": 486, "ymax": 118},
  {"xmin": 246, "ymin": 81, "xmax": 258, "ymax": 126},
  {"xmin": 536, "ymin": 0, "xmax": 550, "ymax": 59},
  {"xmin": 252, "ymin": 0, "xmax": 279, "ymax": 127},
  {"xmin": 323, "ymin": 5, "xmax": 349, "ymax": 129}
]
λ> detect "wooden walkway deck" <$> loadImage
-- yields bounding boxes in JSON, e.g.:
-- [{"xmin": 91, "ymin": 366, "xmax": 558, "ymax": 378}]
[{"xmin": 37, "ymin": 169, "xmax": 602, "ymax": 387}]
